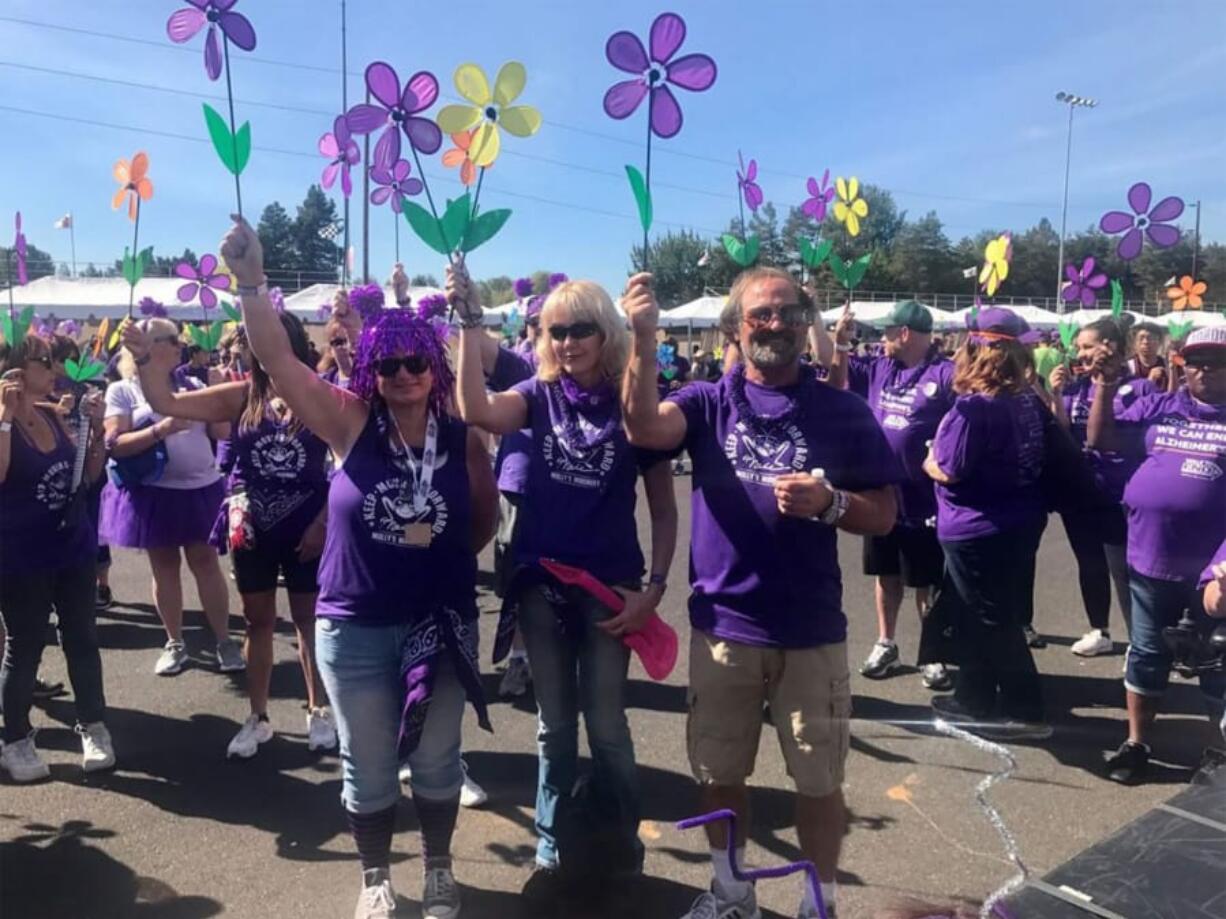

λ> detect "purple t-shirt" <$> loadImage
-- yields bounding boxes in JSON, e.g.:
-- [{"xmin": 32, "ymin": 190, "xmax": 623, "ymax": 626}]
[
  {"xmin": 1118, "ymin": 389, "xmax": 1226, "ymax": 582},
  {"xmin": 1062, "ymin": 376, "xmax": 1157, "ymax": 502},
  {"xmin": 667, "ymin": 364, "xmax": 902, "ymax": 649},
  {"xmin": 510, "ymin": 376, "xmax": 660, "ymax": 585},
  {"xmin": 848, "ymin": 352, "xmax": 955, "ymax": 527},
  {"xmin": 488, "ymin": 347, "xmax": 536, "ymax": 495},
  {"xmin": 932, "ymin": 391, "xmax": 1046, "ymax": 541}
]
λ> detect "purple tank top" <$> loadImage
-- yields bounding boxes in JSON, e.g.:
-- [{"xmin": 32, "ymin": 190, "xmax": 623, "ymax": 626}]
[
  {"xmin": 1, "ymin": 407, "xmax": 95, "ymax": 573},
  {"xmin": 226, "ymin": 411, "xmax": 330, "ymax": 545},
  {"xmin": 316, "ymin": 409, "xmax": 476, "ymax": 624}
]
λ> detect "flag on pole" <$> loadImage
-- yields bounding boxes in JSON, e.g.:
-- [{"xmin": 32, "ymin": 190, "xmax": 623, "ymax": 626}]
[
  {"xmin": 54, "ymin": 213, "xmax": 73, "ymax": 229},
  {"xmin": 697, "ymin": 249, "xmax": 710, "ymax": 268},
  {"xmin": 961, "ymin": 266, "xmax": 977, "ymax": 279}
]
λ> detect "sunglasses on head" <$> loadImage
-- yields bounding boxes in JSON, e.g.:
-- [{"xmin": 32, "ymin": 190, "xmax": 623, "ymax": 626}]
[
  {"xmin": 743, "ymin": 304, "xmax": 813, "ymax": 328},
  {"xmin": 548, "ymin": 322, "xmax": 599, "ymax": 342},
  {"xmin": 329, "ymin": 337, "xmax": 349, "ymax": 349},
  {"xmin": 376, "ymin": 355, "xmax": 431, "ymax": 377}
]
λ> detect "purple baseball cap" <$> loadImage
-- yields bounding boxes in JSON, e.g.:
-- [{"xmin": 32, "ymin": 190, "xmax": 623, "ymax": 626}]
[{"xmin": 967, "ymin": 306, "xmax": 1042, "ymax": 345}]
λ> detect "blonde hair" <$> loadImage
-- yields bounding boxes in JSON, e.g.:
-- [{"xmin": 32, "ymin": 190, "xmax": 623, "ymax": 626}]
[
  {"xmin": 117, "ymin": 317, "xmax": 180, "ymax": 380},
  {"xmin": 534, "ymin": 281, "xmax": 629, "ymax": 384}
]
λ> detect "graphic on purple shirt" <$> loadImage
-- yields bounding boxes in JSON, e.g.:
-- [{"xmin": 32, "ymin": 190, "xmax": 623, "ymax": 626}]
[
  {"xmin": 1062, "ymin": 375, "xmax": 1156, "ymax": 501},
  {"xmin": 847, "ymin": 352, "xmax": 955, "ymax": 527},
  {"xmin": 1117, "ymin": 389, "xmax": 1226, "ymax": 582},
  {"xmin": 510, "ymin": 376, "xmax": 661, "ymax": 585},
  {"xmin": 667, "ymin": 365, "xmax": 902, "ymax": 649},
  {"xmin": 487, "ymin": 346, "xmax": 536, "ymax": 495},
  {"xmin": 226, "ymin": 413, "xmax": 330, "ymax": 546},
  {"xmin": 931, "ymin": 391, "xmax": 1046, "ymax": 541}
]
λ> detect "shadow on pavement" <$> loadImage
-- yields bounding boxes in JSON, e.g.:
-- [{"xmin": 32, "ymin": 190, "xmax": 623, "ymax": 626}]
[{"xmin": 0, "ymin": 818, "xmax": 222, "ymax": 918}]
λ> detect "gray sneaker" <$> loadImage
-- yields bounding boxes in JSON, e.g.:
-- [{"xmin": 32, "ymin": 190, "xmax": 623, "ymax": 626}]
[
  {"xmin": 679, "ymin": 884, "xmax": 760, "ymax": 919},
  {"xmin": 422, "ymin": 864, "xmax": 461, "ymax": 919},
  {"xmin": 921, "ymin": 663, "xmax": 953, "ymax": 691},
  {"xmin": 355, "ymin": 868, "xmax": 397, "ymax": 919},
  {"xmin": 154, "ymin": 639, "xmax": 188, "ymax": 676},
  {"xmin": 860, "ymin": 640, "xmax": 900, "ymax": 679},
  {"xmin": 215, "ymin": 638, "xmax": 246, "ymax": 673},
  {"xmin": 498, "ymin": 656, "xmax": 532, "ymax": 698}
]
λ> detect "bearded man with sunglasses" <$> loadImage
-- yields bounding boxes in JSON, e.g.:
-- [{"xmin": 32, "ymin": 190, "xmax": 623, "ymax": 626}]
[{"xmin": 622, "ymin": 266, "xmax": 901, "ymax": 919}]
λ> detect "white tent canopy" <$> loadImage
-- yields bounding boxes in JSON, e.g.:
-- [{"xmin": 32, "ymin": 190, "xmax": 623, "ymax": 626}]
[
  {"xmin": 282, "ymin": 283, "xmax": 445, "ymax": 320},
  {"xmin": 818, "ymin": 300, "xmax": 966, "ymax": 332},
  {"xmin": 1058, "ymin": 309, "xmax": 1149, "ymax": 327},
  {"xmin": 1149, "ymin": 310, "xmax": 1225, "ymax": 329},
  {"xmin": 1, "ymin": 276, "xmax": 208, "ymax": 321},
  {"xmin": 660, "ymin": 296, "xmax": 726, "ymax": 329},
  {"xmin": 946, "ymin": 304, "xmax": 1064, "ymax": 330}
]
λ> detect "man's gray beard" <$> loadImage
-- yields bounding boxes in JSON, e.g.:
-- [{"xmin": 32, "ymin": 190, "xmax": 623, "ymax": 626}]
[{"xmin": 745, "ymin": 336, "xmax": 800, "ymax": 368}]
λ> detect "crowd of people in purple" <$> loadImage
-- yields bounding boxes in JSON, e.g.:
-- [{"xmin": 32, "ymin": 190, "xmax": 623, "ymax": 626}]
[{"xmin": 1, "ymin": 214, "xmax": 1224, "ymax": 919}]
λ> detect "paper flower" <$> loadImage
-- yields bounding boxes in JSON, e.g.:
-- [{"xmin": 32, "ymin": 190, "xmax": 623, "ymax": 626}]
[
  {"xmin": 175, "ymin": 254, "xmax": 231, "ymax": 310},
  {"xmin": 13, "ymin": 212, "xmax": 27, "ymax": 286},
  {"xmin": 833, "ymin": 176, "xmax": 868, "ymax": 237},
  {"xmin": 442, "ymin": 130, "xmax": 482, "ymax": 187},
  {"xmin": 436, "ymin": 63, "xmax": 542, "ymax": 169},
  {"xmin": 1099, "ymin": 182, "xmax": 1183, "ymax": 261},
  {"xmin": 802, "ymin": 170, "xmax": 834, "ymax": 223},
  {"xmin": 1167, "ymin": 275, "xmax": 1207, "ymax": 311},
  {"xmin": 514, "ymin": 277, "xmax": 534, "ymax": 299},
  {"xmin": 268, "ymin": 286, "xmax": 286, "ymax": 314},
  {"xmin": 112, "ymin": 153, "xmax": 153, "ymax": 221},
  {"xmin": 370, "ymin": 159, "xmax": 423, "ymax": 214},
  {"xmin": 603, "ymin": 12, "xmax": 717, "ymax": 139},
  {"xmin": 320, "ymin": 115, "xmax": 360, "ymax": 198},
  {"xmin": 1060, "ymin": 257, "xmax": 1108, "ymax": 307},
  {"xmin": 166, "ymin": 0, "xmax": 257, "ymax": 83},
  {"xmin": 978, "ymin": 233, "xmax": 1012, "ymax": 297},
  {"xmin": 138, "ymin": 296, "xmax": 169, "ymax": 319},
  {"xmin": 345, "ymin": 63, "xmax": 442, "ymax": 169},
  {"xmin": 737, "ymin": 151, "xmax": 762, "ymax": 213},
  {"xmin": 56, "ymin": 319, "xmax": 81, "ymax": 338},
  {"xmin": 315, "ymin": 302, "xmax": 332, "ymax": 321}
]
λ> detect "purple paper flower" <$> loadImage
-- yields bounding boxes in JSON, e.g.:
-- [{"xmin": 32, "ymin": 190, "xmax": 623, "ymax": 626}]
[
  {"xmin": 13, "ymin": 212, "xmax": 27, "ymax": 286},
  {"xmin": 56, "ymin": 320, "xmax": 81, "ymax": 338},
  {"xmin": 175, "ymin": 254, "xmax": 231, "ymax": 310},
  {"xmin": 803, "ymin": 170, "xmax": 835, "ymax": 223},
  {"xmin": 514, "ymin": 277, "xmax": 535, "ymax": 299},
  {"xmin": 268, "ymin": 286, "xmax": 285, "ymax": 314},
  {"xmin": 345, "ymin": 63, "xmax": 443, "ymax": 169},
  {"xmin": 603, "ymin": 12, "xmax": 718, "ymax": 139},
  {"xmin": 737, "ymin": 151, "xmax": 762, "ymax": 213},
  {"xmin": 139, "ymin": 297, "xmax": 169, "ymax": 319},
  {"xmin": 1099, "ymin": 182, "xmax": 1184, "ymax": 261},
  {"xmin": 348, "ymin": 283, "xmax": 385, "ymax": 322},
  {"xmin": 1061, "ymin": 257, "xmax": 1109, "ymax": 307},
  {"xmin": 166, "ymin": 0, "xmax": 257, "ymax": 83},
  {"xmin": 548, "ymin": 272, "xmax": 569, "ymax": 290},
  {"xmin": 319, "ymin": 115, "xmax": 360, "ymax": 199},
  {"xmin": 316, "ymin": 302, "xmax": 333, "ymax": 321},
  {"xmin": 370, "ymin": 159, "xmax": 424, "ymax": 214},
  {"xmin": 31, "ymin": 315, "xmax": 52, "ymax": 339}
]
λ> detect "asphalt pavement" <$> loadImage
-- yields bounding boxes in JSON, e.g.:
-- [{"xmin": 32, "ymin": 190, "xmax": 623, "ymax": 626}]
[{"xmin": 3, "ymin": 479, "xmax": 1222, "ymax": 919}]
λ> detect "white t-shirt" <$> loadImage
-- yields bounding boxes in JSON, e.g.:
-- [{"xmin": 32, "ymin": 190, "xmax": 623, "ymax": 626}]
[{"xmin": 104, "ymin": 377, "xmax": 221, "ymax": 490}]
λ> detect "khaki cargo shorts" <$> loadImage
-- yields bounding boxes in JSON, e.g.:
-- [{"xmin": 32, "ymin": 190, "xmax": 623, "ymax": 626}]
[{"xmin": 686, "ymin": 630, "xmax": 851, "ymax": 798}]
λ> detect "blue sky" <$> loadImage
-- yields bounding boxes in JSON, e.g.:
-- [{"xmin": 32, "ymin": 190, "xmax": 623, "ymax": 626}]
[{"xmin": 2, "ymin": 0, "xmax": 1224, "ymax": 299}]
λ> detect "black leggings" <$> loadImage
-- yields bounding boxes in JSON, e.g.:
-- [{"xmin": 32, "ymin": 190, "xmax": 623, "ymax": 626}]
[{"xmin": 1061, "ymin": 507, "xmax": 1128, "ymax": 631}]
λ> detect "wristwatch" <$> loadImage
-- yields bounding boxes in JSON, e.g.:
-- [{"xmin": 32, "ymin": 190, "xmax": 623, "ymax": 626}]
[
  {"xmin": 814, "ymin": 486, "xmax": 850, "ymax": 526},
  {"xmin": 0, "ymin": 420, "xmax": 11, "ymax": 433},
  {"xmin": 236, "ymin": 279, "xmax": 269, "ymax": 298},
  {"xmin": 647, "ymin": 572, "xmax": 668, "ymax": 595}
]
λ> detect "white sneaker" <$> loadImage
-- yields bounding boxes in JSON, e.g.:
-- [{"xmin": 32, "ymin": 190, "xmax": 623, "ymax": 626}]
[
  {"xmin": 1072, "ymin": 629, "xmax": 1113, "ymax": 657},
  {"xmin": 422, "ymin": 864, "xmax": 461, "ymax": 919},
  {"xmin": 76, "ymin": 722, "xmax": 116, "ymax": 772},
  {"xmin": 398, "ymin": 761, "xmax": 413, "ymax": 784},
  {"xmin": 860, "ymin": 640, "xmax": 900, "ymax": 679},
  {"xmin": 921, "ymin": 663, "xmax": 953, "ymax": 691},
  {"xmin": 226, "ymin": 713, "xmax": 273, "ymax": 759},
  {"xmin": 355, "ymin": 868, "xmax": 397, "ymax": 919},
  {"xmin": 154, "ymin": 639, "xmax": 188, "ymax": 676},
  {"xmin": 679, "ymin": 883, "xmax": 760, "ymax": 919},
  {"xmin": 307, "ymin": 708, "xmax": 338, "ymax": 751},
  {"xmin": 215, "ymin": 638, "xmax": 246, "ymax": 672},
  {"xmin": 0, "ymin": 732, "xmax": 51, "ymax": 783},
  {"xmin": 459, "ymin": 759, "xmax": 487, "ymax": 809},
  {"xmin": 498, "ymin": 655, "xmax": 532, "ymax": 698}
]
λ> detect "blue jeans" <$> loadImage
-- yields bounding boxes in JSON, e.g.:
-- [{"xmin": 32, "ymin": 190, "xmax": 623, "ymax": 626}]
[
  {"xmin": 315, "ymin": 617, "xmax": 465, "ymax": 813},
  {"xmin": 1125, "ymin": 569, "xmax": 1226, "ymax": 704},
  {"xmin": 517, "ymin": 585, "xmax": 641, "ymax": 870}
]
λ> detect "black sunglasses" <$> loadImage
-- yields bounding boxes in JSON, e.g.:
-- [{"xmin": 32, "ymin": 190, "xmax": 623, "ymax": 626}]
[
  {"xmin": 329, "ymin": 337, "xmax": 350, "ymax": 349},
  {"xmin": 376, "ymin": 355, "xmax": 431, "ymax": 377},
  {"xmin": 1185, "ymin": 355, "xmax": 1226, "ymax": 371},
  {"xmin": 548, "ymin": 322, "xmax": 600, "ymax": 342},
  {"xmin": 743, "ymin": 304, "xmax": 813, "ymax": 328}
]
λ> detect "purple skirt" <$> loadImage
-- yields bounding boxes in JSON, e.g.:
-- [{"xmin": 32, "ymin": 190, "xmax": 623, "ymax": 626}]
[{"xmin": 100, "ymin": 479, "xmax": 225, "ymax": 549}]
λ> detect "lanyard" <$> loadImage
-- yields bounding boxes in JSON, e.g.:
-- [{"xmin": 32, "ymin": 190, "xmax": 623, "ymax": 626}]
[{"xmin": 389, "ymin": 410, "xmax": 438, "ymax": 514}]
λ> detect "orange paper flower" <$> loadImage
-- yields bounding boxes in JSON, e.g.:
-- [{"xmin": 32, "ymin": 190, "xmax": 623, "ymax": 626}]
[
  {"xmin": 112, "ymin": 152, "xmax": 153, "ymax": 221},
  {"xmin": 1166, "ymin": 275, "xmax": 1207, "ymax": 311},
  {"xmin": 441, "ymin": 130, "xmax": 483, "ymax": 187}
]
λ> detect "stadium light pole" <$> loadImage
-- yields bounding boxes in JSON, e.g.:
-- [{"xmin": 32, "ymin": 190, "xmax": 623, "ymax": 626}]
[{"xmin": 1054, "ymin": 92, "xmax": 1097, "ymax": 308}]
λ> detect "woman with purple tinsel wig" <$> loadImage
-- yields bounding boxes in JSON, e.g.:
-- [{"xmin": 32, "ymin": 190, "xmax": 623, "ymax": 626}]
[
  {"xmin": 220, "ymin": 215, "xmax": 498, "ymax": 919},
  {"xmin": 453, "ymin": 259, "xmax": 678, "ymax": 910}
]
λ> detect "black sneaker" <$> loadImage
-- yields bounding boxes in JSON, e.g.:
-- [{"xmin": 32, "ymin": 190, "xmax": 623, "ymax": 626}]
[
  {"xmin": 521, "ymin": 864, "xmax": 566, "ymax": 906},
  {"xmin": 1022, "ymin": 625, "xmax": 1047, "ymax": 649},
  {"xmin": 31, "ymin": 678, "xmax": 66, "ymax": 700},
  {"xmin": 931, "ymin": 694, "xmax": 989, "ymax": 724},
  {"xmin": 95, "ymin": 585, "xmax": 114, "ymax": 610},
  {"xmin": 1104, "ymin": 740, "xmax": 1150, "ymax": 784},
  {"xmin": 986, "ymin": 718, "xmax": 1054, "ymax": 742}
]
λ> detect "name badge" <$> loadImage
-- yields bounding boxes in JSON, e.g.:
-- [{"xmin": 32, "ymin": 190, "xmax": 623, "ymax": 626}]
[
  {"xmin": 923, "ymin": 381, "xmax": 939, "ymax": 397},
  {"xmin": 403, "ymin": 523, "xmax": 433, "ymax": 547}
]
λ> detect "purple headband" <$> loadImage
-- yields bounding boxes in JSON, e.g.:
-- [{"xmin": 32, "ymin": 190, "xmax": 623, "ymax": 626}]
[{"xmin": 350, "ymin": 308, "xmax": 454, "ymax": 417}]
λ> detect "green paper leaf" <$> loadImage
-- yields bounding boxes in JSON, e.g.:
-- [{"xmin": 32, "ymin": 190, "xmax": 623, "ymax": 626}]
[
  {"xmin": 0, "ymin": 308, "xmax": 31, "ymax": 346},
  {"xmin": 233, "ymin": 121, "xmax": 252, "ymax": 176},
  {"xmin": 403, "ymin": 202, "xmax": 450, "ymax": 255},
  {"xmin": 743, "ymin": 234, "xmax": 760, "ymax": 266},
  {"xmin": 440, "ymin": 195, "xmax": 472, "ymax": 252},
  {"xmin": 799, "ymin": 237, "xmax": 833, "ymax": 270},
  {"xmin": 221, "ymin": 301, "xmax": 242, "ymax": 322},
  {"xmin": 1058, "ymin": 319, "xmax": 1080, "ymax": 349},
  {"xmin": 65, "ymin": 356, "xmax": 105, "ymax": 382},
  {"xmin": 203, "ymin": 104, "xmax": 248, "ymax": 175},
  {"xmin": 827, "ymin": 251, "xmax": 848, "ymax": 286},
  {"xmin": 0, "ymin": 315, "xmax": 14, "ymax": 346},
  {"xmin": 461, "ymin": 208, "xmax": 512, "ymax": 253},
  {"xmin": 721, "ymin": 233, "xmax": 748, "ymax": 267},
  {"xmin": 1110, "ymin": 279, "xmax": 1123, "ymax": 317},
  {"xmin": 1168, "ymin": 320, "xmax": 1194, "ymax": 341},
  {"xmin": 625, "ymin": 165, "xmax": 652, "ymax": 234},
  {"xmin": 845, "ymin": 252, "xmax": 873, "ymax": 290}
]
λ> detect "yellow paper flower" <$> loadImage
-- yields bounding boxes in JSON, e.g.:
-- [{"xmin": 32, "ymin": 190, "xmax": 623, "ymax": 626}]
[
  {"xmin": 1166, "ymin": 275, "xmax": 1206, "ymax": 311},
  {"xmin": 215, "ymin": 258, "xmax": 238, "ymax": 293},
  {"xmin": 978, "ymin": 232, "xmax": 1012, "ymax": 297},
  {"xmin": 436, "ymin": 62, "xmax": 541, "ymax": 169},
  {"xmin": 833, "ymin": 176, "xmax": 869, "ymax": 237}
]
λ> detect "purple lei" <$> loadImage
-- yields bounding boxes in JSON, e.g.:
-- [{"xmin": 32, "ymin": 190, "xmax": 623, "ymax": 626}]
[
  {"xmin": 550, "ymin": 375, "xmax": 620, "ymax": 453},
  {"xmin": 728, "ymin": 361, "xmax": 814, "ymax": 439}
]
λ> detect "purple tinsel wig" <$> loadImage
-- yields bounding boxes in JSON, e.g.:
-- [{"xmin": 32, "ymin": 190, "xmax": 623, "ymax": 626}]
[
  {"xmin": 350, "ymin": 308, "xmax": 454, "ymax": 417},
  {"xmin": 514, "ymin": 276, "xmax": 534, "ymax": 299},
  {"xmin": 348, "ymin": 283, "xmax": 385, "ymax": 323},
  {"xmin": 138, "ymin": 296, "xmax": 169, "ymax": 319}
]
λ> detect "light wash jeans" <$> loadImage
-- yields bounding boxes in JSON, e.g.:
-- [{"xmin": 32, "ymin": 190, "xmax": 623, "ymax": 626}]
[
  {"xmin": 316, "ymin": 617, "xmax": 465, "ymax": 813},
  {"xmin": 517, "ymin": 585, "xmax": 641, "ymax": 870}
]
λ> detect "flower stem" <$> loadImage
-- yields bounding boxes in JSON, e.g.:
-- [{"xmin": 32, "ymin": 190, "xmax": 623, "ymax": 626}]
[
  {"xmin": 128, "ymin": 199, "xmax": 141, "ymax": 320},
  {"xmin": 642, "ymin": 116, "xmax": 653, "ymax": 272},
  {"xmin": 394, "ymin": 203, "xmax": 400, "ymax": 263},
  {"xmin": 408, "ymin": 144, "xmax": 454, "ymax": 267},
  {"xmin": 470, "ymin": 167, "xmax": 486, "ymax": 222},
  {"xmin": 6, "ymin": 252, "xmax": 14, "ymax": 321},
  {"xmin": 223, "ymin": 36, "xmax": 243, "ymax": 219}
]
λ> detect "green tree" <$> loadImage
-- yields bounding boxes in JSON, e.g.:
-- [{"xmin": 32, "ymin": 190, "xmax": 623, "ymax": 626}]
[
  {"xmin": 258, "ymin": 202, "xmax": 297, "ymax": 287},
  {"xmin": 410, "ymin": 273, "xmax": 439, "ymax": 287},
  {"xmin": 478, "ymin": 275, "xmax": 514, "ymax": 307},
  {"xmin": 290, "ymin": 185, "xmax": 341, "ymax": 293},
  {"xmin": 2, "ymin": 240, "xmax": 57, "ymax": 284},
  {"xmin": 886, "ymin": 212, "xmax": 957, "ymax": 294},
  {"xmin": 633, "ymin": 230, "xmax": 734, "ymax": 307}
]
